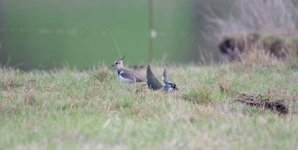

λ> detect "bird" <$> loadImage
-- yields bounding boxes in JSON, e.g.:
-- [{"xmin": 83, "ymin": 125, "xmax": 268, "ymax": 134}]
[
  {"xmin": 112, "ymin": 56, "xmax": 146, "ymax": 84},
  {"xmin": 146, "ymin": 65, "xmax": 163, "ymax": 90},
  {"xmin": 162, "ymin": 69, "xmax": 178, "ymax": 91}
]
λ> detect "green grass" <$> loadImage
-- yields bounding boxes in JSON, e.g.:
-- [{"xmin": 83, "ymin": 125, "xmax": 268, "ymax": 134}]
[{"xmin": 0, "ymin": 63, "xmax": 298, "ymax": 150}]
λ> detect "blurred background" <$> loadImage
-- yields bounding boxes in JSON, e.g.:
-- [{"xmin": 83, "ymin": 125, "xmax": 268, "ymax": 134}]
[{"xmin": 0, "ymin": 0, "xmax": 297, "ymax": 69}]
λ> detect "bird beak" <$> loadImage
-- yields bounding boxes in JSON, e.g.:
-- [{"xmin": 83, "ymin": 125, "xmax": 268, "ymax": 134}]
[
  {"xmin": 120, "ymin": 56, "xmax": 125, "ymax": 61},
  {"xmin": 111, "ymin": 64, "xmax": 115, "ymax": 67}
]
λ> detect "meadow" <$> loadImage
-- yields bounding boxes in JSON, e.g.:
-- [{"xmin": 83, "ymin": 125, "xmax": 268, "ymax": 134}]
[{"xmin": 1, "ymin": 59, "xmax": 297, "ymax": 150}]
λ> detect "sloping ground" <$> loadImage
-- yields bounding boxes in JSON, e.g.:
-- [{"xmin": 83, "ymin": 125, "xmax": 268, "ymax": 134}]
[{"xmin": 0, "ymin": 62, "xmax": 298, "ymax": 149}]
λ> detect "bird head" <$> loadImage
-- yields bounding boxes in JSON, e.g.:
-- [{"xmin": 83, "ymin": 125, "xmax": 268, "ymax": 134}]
[
  {"xmin": 112, "ymin": 56, "xmax": 125, "ymax": 69},
  {"xmin": 164, "ymin": 81, "xmax": 178, "ymax": 91},
  {"xmin": 171, "ymin": 83, "xmax": 178, "ymax": 90}
]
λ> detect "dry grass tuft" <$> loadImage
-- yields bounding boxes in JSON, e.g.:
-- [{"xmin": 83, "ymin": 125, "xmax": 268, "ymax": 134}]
[
  {"xmin": 218, "ymin": 82, "xmax": 239, "ymax": 96},
  {"xmin": 24, "ymin": 94, "xmax": 37, "ymax": 106},
  {"xmin": 240, "ymin": 48, "xmax": 283, "ymax": 68},
  {"xmin": 0, "ymin": 70, "xmax": 22, "ymax": 90},
  {"xmin": 23, "ymin": 79, "xmax": 38, "ymax": 106},
  {"xmin": 93, "ymin": 66, "xmax": 113, "ymax": 82}
]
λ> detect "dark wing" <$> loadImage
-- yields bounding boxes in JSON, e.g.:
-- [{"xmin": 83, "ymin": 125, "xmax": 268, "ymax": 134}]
[{"xmin": 146, "ymin": 67, "xmax": 163, "ymax": 90}]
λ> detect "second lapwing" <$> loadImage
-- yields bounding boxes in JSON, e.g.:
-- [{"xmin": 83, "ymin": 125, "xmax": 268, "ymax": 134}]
[
  {"xmin": 146, "ymin": 65, "xmax": 163, "ymax": 90},
  {"xmin": 162, "ymin": 69, "xmax": 178, "ymax": 91}
]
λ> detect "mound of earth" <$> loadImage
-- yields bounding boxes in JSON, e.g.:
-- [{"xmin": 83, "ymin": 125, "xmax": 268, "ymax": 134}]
[{"xmin": 218, "ymin": 33, "xmax": 298, "ymax": 62}]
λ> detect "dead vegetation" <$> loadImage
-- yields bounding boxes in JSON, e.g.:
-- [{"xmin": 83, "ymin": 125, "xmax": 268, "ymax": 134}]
[
  {"xmin": 0, "ymin": 70, "xmax": 22, "ymax": 90},
  {"xmin": 205, "ymin": 0, "xmax": 298, "ymax": 64},
  {"xmin": 92, "ymin": 66, "xmax": 113, "ymax": 82},
  {"xmin": 218, "ymin": 33, "xmax": 298, "ymax": 62},
  {"xmin": 218, "ymin": 82, "xmax": 239, "ymax": 96},
  {"xmin": 236, "ymin": 93, "xmax": 289, "ymax": 114},
  {"xmin": 218, "ymin": 81, "xmax": 296, "ymax": 115},
  {"xmin": 23, "ymin": 79, "xmax": 38, "ymax": 106},
  {"xmin": 208, "ymin": 0, "xmax": 298, "ymax": 40}
]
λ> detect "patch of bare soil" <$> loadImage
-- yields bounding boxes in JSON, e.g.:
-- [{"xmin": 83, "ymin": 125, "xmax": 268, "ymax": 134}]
[{"xmin": 236, "ymin": 93, "xmax": 289, "ymax": 114}]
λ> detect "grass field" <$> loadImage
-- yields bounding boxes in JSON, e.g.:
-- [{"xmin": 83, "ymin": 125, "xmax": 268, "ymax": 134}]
[{"xmin": 0, "ymin": 62, "xmax": 298, "ymax": 149}]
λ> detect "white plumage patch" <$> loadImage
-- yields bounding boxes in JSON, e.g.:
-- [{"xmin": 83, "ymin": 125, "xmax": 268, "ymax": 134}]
[{"xmin": 118, "ymin": 71, "xmax": 136, "ymax": 84}]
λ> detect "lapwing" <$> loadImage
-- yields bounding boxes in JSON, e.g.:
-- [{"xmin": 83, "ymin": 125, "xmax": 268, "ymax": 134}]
[
  {"xmin": 146, "ymin": 65, "xmax": 163, "ymax": 90},
  {"xmin": 112, "ymin": 56, "xmax": 146, "ymax": 84},
  {"xmin": 162, "ymin": 69, "xmax": 178, "ymax": 91}
]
